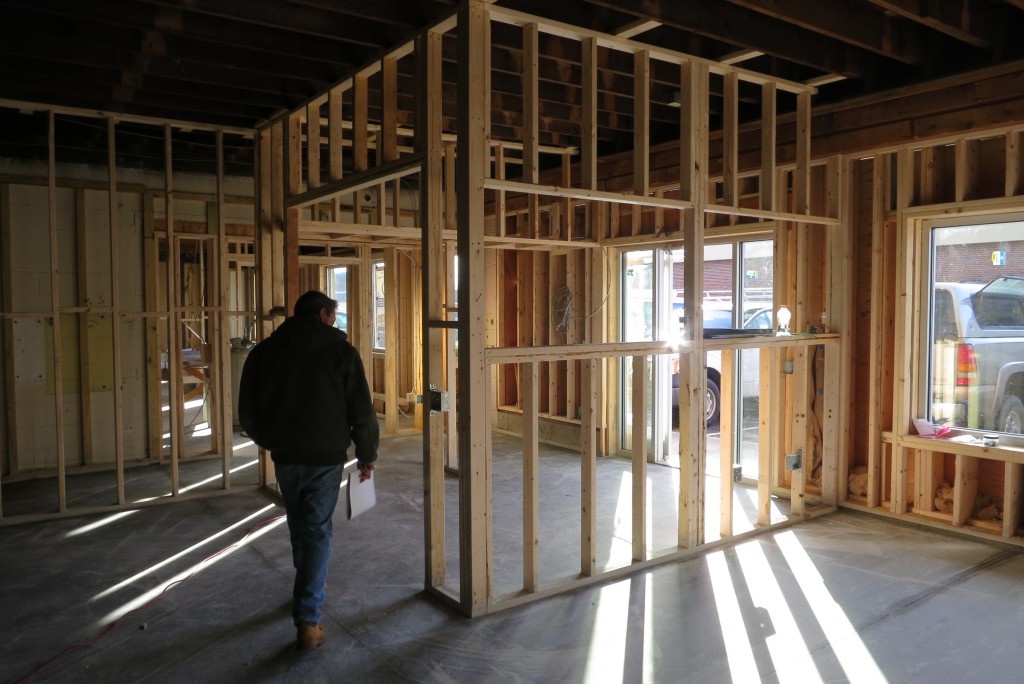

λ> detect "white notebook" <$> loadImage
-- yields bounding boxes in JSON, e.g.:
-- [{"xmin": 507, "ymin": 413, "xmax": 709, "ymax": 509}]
[{"xmin": 347, "ymin": 471, "xmax": 376, "ymax": 520}]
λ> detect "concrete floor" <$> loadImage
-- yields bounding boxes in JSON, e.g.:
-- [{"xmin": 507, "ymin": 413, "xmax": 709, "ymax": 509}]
[{"xmin": 3, "ymin": 432, "xmax": 1024, "ymax": 683}]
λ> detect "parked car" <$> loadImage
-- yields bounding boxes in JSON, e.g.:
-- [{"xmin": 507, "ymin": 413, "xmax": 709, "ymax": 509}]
[
  {"xmin": 931, "ymin": 277, "xmax": 1024, "ymax": 434},
  {"xmin": 671, "ymin": 304, "xmax": 773, "ymax": 425}
]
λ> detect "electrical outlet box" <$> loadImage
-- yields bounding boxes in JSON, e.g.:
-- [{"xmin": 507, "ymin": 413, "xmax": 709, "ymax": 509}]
[
  {"xmin": 732, "ymin": 464, "xmax": 742, "ymax": 482},
  {"xmin": 785, "ymin": 449, "xmax": 802, "ymax": 470}
]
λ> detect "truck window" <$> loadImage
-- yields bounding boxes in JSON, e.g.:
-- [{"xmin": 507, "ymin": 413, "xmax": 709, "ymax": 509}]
[{"xmin": 933, "ymin": 289, "xmax": 957, "ymax": 341}]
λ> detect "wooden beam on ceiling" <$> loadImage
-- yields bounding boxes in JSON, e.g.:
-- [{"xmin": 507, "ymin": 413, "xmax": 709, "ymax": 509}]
[
  {"xmin": 615, "ymin": 18, "xmax": 662, "ymax": 38},
  {"xmin": 724, "ymin": 0, "xmax": 926, "ymax": 64},
  {"xmin": 581, "ymin": 0, "xmax": 876, "ymax": 80},
  {"xmin": 863, "ymin": 0, "xmax": 996, "ymax": 48}
]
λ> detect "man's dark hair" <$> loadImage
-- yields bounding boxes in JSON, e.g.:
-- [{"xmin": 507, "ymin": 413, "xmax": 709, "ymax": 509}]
[{"xmin": 293, "ymin": 290, "xmax": 338, "ymax": 320}]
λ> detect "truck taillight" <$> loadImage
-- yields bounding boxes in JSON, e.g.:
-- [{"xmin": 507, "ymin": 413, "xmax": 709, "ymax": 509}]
[{"xmin": 956, "ymin": 343, "xmax": 977, "ymax": 387}]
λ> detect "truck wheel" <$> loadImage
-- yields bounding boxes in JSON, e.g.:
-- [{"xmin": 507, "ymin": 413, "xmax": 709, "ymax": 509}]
[
  {"xmin": 998, "ymin": 396, "xmax": 1024, "ymax": 435},
  {"xmin": 706, "ymin": 377, "xmax": 721, "ymax": 426}
]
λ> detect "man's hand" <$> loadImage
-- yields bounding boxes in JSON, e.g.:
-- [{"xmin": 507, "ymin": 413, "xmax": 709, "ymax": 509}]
[{"xmin": 357, "ymin": 461, "xmax": 375, "ymax": 482}]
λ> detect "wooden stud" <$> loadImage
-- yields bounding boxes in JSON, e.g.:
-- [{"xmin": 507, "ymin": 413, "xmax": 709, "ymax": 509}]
[
  {"xmin": 215, "ymin": 131, "xmax": 233, "ymax": 486},
  {"xmin": 580, "ymin": 358, "xmax": 597, "ymax": 575},
  {"xmin": 142, "ymin": 193, "xmax": 162, "ymax": 467},
  {"xmin": 353, "ymin": 74, "xmax": 369, "ymax": 224},
  {"xmin": 47, "ymin": 111, "xmax": 68, "ymax": 512},
  {"xmin": 307, "ymin": 102, "xmax": 321, "ymax": 190},
  {"xmin": 495, "ymin": 145, "xmax": 507, "ymax": 237},
  {"xmin": 523, "ymin": 22, "xmax": 540, "ymax": 239},
  {"xmin": 581, "ymin": 38, "xmax": 598, "ymax": 192},
  {"xmin": 758, "ymin": 347, "xmax": 775, "ymax": 526},
  {"xmin": 677, "ymin": 60, "xmax": 709, "ymax": 549},
  {"xmin": 74, "ymin": 190, "xmax": 94, "ymax": 467},
  {"xmin": 914, "ymin": 449, "xmax": 943, "ymax": 512},
  {"xmin": 384, "ymin": 248, "xmax": 399, "ymax": 433},
  {"xmin": 631, "ymin": 355, "xmax": 647, "ymax": 562},
  {"xmin": 107, "ymin": 118, "xmax": 126, "ymax": 503},
  {"xmin": 790, "ymin": 346, "xmax": 808, "ymax": 516},
  {"xmin": 418, "ymin": 28, "xmax": 446, "ymax": 589},
  {"xmin": 456, "ymin": 0, "xmax": 491, "ymax": 615},
  {"xmin": 723, "ymin": 71, "xmax": 739, "ymax": 221},
  {"xmin": 825, "ymin": 156, "xmax": 851, "ymax": 503},
  {"xmin": 522, "ymin": 361, "xmax": 539, "ymax": 591},
  {"xmin": 794, "ymin": 92, "xmax": 812, "ymax": 215},
  {"xmin": 760, "ymin": 82, "xmax": 777, "ymax": 212},
  {"xmin": 164, "ymin": 124, "xmax": 181, "ymax": 495},
  {"xmin": 1003, "ymin": 462, "xmax": 1022, "ymax": 537},
  {"xmin": 445, "ymin": 241, "xmax": 458, "ymax": 471},
  {"xmin": 719, "ymin": 349, "xmax": 735, "ymax": 536},
  {"xmin": 328, "ymin": 87, "xmax": 343, "ymax": 184},
  {"xmin": 866, "ymin": 155, "xmax": 885, "ymax": 508},
  {"xmin": 1007, "ymin": 131, "xmax": 1023, "ymax": 197},
  {"xmin": 633, "ymin": 50, "xmax": 650, "ymax": 236},
  {"xmin": 953, "ymin": 454, "xmax": 979, "ymax": 526}
]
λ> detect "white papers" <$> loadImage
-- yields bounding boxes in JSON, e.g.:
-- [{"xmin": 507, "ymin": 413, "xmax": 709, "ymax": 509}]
[
  {"xmin": 913, "ymin": 418, "xmax": 935, "ymax": 436},
  {"xmin": 347, "ymin": 471, "xmax": 376, "ymax": 520}
]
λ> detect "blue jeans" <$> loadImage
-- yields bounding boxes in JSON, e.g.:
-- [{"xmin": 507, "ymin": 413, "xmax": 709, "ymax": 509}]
[{"xmin": 275, "ymin": 463, "xmax": 343, "ymax": 625}]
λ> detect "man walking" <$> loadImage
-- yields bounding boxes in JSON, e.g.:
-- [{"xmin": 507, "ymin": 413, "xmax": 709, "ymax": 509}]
[{"xmin": 238, "ymin": 290, "xmax": 379, "ymax": 652}]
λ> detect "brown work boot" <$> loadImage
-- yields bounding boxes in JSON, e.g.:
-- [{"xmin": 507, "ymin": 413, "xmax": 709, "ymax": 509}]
[{"xmin": 296, "ymin": 622, "xmax": 325, "ymax": 652}]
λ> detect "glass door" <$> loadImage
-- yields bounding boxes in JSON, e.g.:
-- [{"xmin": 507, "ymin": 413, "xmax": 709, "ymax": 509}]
[{"xmin": 621, "ymin": 251, "xmax": 654, "ymax": 454}]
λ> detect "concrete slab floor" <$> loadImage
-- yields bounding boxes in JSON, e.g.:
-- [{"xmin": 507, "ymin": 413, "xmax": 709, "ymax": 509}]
[{"xmin": 2, "ymin": 432, "xmax": 1024, "ymax": 683}]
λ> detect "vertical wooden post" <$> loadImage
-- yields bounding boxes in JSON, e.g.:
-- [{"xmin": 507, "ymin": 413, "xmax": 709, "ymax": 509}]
[
  {"xmin": 1003, "ymin": 462, "xmax": 1022, "ymax": 538},
  {"xmin": 47, "ymin": 112, "xmax": 68, "ymax": 512},
  {"xmin": 790, "ymin": 346, "xmax": 808, "ymax": 516},
  {"xmin": 284, "ymin": 113, "xmax": 301, "ymax": 312},
  {"xmin": 215, "ymin": 131, "xmax": 233, "ymax": 485},
  {"xmin": 952, "ymin": 454, "xmax": 978, "ymax": 526},
  {"xmin": 328, "ymin": 87, "xmax": 343, "ymax": 185},
  {"xmin": 580, "ymin": 358, "xmax": 597, "ymax": 575},
  {"xmin": 445, "ymin": 241, "xmax": 458, "ymax": 471},
  {"xmin": 794, "ymin": 91, "xmax": 812, "ymax": 215},
  {"xmin": 143, "ymin": 193, "xmax": 162, "ymax": 464},
  {"xmin": 307, "ymin": 102, "xmax": 321, "ymax": 190},
  {"xmin": 633, "ymin": 50, "xmax": 649, "ymax": 236},
  {"xmin": 677, "ymin": 60, "xmax": 708, "ymax": 548},
  {"xmin": 719, "ymin": 349, "xmax": 735, "ymax": 536},
  {"xmin": 760, "ymin": 82, "xmax": 777, "ymax": 212},
  {"xmin": 631, "ymin": 355, "xmax": 647, "ymax": 561},
  {"xmin": 758, "ymin": 347, "xmax": 775, "ymax": 525},
  {"xmin": 353, "ymin": 74, "xmax": 369, "ymax": 223},
  {"xmin": 722, "ymin": 71, "xmax": 738, "ymax": 221},
  {"xmin": 523, "ymin": 22, "xmax": 539, "ymax": 239},
  {"xmin": 417, "ymin": 28, "xmax": 446, "ymax": 589},
  {"xmin": 164, "ymin": 124, "xmax": 182, "ymax": 495},
  {"xmin": 866, "ymin": 155, "xmax": 885, "ymax": 508},
  {"xmin": 824, "ymin": 156, "xmax": 850, "ymax": 505},
  {"xmin": 75, "ymin": 190, "xmax": 94, "ymax": 467},
  {"xmin": 107, "ymin": 118, "xmax": 126, "ymax": 503},
  {"xmin": 254, "ymin": 127, "xmax": 275, "ymax": 488},
  {"xmin": 456, "ymin": 0, "xmax": 491, "ymax": 615},
  {"xmin": 581, "ymin": 38, "xmax": 598, "ymax": 192},
  {"xmin": 522, "ymin": 361, "xmax": 539, "ymax": 591},
  {"xmin": 1006, "ymin": 131, "xmax": 1022, "ymax": 197},
  {"xmin": 384, "ymin": 248, "xmax": 399, "ymax": 433}
]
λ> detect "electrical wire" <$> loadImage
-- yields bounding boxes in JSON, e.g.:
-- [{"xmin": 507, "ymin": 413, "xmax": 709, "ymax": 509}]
[{"xmin": 13, "ymin": 513, "xmax": 285, "ymax": 684}]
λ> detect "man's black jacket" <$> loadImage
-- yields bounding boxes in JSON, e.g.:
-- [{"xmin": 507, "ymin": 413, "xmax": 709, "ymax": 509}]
[{"xmin": 238, "ymin": 316, "xmax": 378, "ymax": 466}]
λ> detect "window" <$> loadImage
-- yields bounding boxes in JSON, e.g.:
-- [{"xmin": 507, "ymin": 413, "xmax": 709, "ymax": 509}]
[
  {"xmin": 928, "ymin": 220, "xmax": 1024, "ymax": 435},
  {"xmin": 373, "ymin": 261, "xmax": 386, "ymax": 349},
  {"xmin": 327, "ymin": 266, "xmax": 349, "ymax": 331}
]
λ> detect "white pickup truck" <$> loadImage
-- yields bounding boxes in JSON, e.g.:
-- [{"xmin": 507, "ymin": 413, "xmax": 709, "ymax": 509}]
[{"xmin": 931, "ymin": 277, "xmax": 1024, "ymax": 434}]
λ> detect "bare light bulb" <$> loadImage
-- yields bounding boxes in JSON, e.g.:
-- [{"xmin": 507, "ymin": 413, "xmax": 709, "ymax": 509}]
[{"xmin": 776, "ymin": 305, "xmax": 792, "ymax": 335}]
